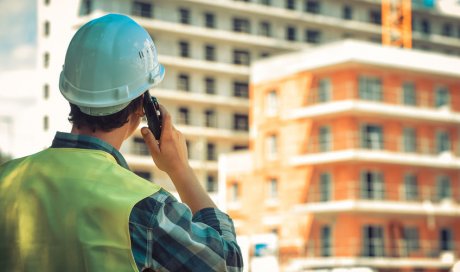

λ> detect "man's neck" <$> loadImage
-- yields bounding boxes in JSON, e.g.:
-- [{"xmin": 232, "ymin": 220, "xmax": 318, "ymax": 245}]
[{"xmin": 70, "ymin": 125, "xmax": 128, "ymax": 150}]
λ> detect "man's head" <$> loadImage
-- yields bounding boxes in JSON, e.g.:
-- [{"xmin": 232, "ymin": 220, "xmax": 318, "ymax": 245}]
[{"xmin": 59, "ymin": 14, "xmax": 164, "ymax": 131}]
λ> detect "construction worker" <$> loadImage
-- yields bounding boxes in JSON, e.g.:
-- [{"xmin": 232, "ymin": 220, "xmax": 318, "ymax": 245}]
[{"xmin": 0, "ymin": 14, "xmax": 243, "ymax": 271}]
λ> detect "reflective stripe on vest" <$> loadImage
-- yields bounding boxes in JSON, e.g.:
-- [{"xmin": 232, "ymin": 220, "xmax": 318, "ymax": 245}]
[{"xmin": 0, "ymin": 148, "xmax": 161, "ymax": 271}]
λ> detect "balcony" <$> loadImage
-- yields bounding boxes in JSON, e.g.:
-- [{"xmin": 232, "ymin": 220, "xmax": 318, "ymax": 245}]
[
  {"xmin": 159, "ymin": 55, "xmax": 250, "ymax": 76},
  {"xmin": 295, "ymin": 182, "xmax": 460, "ymax": 216},
  {"xmin": 287, "ymin": 239, "xmax": 457, "ymax": 270},
  {"xmin": 290, "ymin": 132, "xmax": 460, "ymax": 168},
  {"xmin": 286, "ymin": 86, "xmax": 460, "ymax": 123}
]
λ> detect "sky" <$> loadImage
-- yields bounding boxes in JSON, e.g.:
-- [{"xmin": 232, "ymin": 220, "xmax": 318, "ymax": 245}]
[{"xmin": 0, "ymin": 0, "xmax": 37, "ymax": 72}]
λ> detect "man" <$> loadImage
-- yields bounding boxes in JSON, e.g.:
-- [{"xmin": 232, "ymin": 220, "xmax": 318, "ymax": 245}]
[{"xmin": 0, "ymin": 14, "xmax": 243, "ymax": 271}]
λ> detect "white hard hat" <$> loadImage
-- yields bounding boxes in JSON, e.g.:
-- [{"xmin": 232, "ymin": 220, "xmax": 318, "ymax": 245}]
[{"xmin": 59, "ymin": 13, "xmax": 165, "ymax": 116}]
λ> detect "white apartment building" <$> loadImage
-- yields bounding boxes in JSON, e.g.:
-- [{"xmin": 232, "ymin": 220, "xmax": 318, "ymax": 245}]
[{"xmin": 37, "ymin": 0, "xmax": 460, "ymax": 206}]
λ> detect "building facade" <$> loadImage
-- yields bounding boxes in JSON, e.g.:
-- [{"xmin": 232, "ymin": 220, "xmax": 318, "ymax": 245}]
[{"xmin": 223, "ymin": 40, "xmax": 460, "ymax": 271}]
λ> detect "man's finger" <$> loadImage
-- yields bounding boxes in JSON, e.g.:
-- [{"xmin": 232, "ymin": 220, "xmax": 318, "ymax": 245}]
[
  {"xmin": 159, "ymin": 104, "xmax": 173, "ymax": 132},
  {"xmin": 141, "ymin": 127, "xmax": 160, "ymax": 156}
]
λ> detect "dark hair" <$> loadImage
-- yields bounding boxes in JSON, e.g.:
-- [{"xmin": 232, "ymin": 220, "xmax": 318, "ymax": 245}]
[{"xmin": 68, "ymin": 96, "xmax": 143, "ymax": 132}]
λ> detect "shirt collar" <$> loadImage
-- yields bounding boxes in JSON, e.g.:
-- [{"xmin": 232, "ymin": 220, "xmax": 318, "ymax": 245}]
[{"xmin": 51, "ymin": 131, "xmax": 130, "ymax": 170}]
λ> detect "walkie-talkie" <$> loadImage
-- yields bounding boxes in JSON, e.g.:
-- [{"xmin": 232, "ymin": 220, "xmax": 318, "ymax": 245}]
[{"xmin": 143, "ymin": 91, "xmax": 162, "ymax": 140}]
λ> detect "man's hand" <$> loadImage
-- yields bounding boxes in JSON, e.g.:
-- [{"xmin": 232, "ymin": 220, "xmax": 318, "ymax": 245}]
[{"xmin": 141, "ymin": 105, "xmax": 190, "ymax": 176}]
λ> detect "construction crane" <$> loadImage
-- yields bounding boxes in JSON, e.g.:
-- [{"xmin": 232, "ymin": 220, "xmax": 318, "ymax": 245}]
[{"xmin": 381, "ymin": 0, "xmax": 412, "ymax": 48}]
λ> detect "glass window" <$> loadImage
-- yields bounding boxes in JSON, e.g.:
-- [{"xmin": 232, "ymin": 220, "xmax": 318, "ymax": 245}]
[
  {"xmin": 305, "ymin": 29, "xmax": 321, "ymax": 44},
  {"xmin": 360, "ymin": 171, "xmax": 384, "ymax": 200},
  {"xmin": 204, "ymin": 12, "xmax": 215, "ymax": 28},
  {"xmin": 362, "ymin": 225, "xmax": 384, "ymax": 257},
  {"xmin": 204, "ymin": 45, "xmax": 215, "ymax": 61},
  {"xmin": 206, "ymin": 175, "xmax": 217, "ymax": 192},
  {"xmin": 179, "ymin": 41, "xmax": 190, "ymax": 58},
  {"xmin": 259, "ymin": 21, "xmax": 272, "ymax": 37},
  {"xmin": 305, "ymin": 0, "xmax": 320, "ymax": 13},
  {"xmin": 231, "ymin": 183, "xmax": 239, "ymax": 202},
  {"xmin": 44, "ymin": 21, "xmax": 50, "ymax": 37},
  {"xmin": 260, "ymin": 0, "xmax": 271, "ymax": 5},
  {"xmin": 404, "ymin": 174, "xmax": 418, "ymax": 201},
  {"xmin": 421, "ymin": 19, "xmax": 430, "ymax": 34},
  {"xmin": 359, "ymin": 77, "xmax": 382, "ymax": 101},
  {"xmin": 439, "ymin": 228, "xmax": 453, "ymax": 251},
  {"xmin": 81, "ymin": 0, "xmax": 92, "ymax": 15},
  {"xmin": 132, "ymin": 1, "xmax": 152, "ymax": 18},
  {"xmin": 233, "ymin": 145, "xmax": 248, "ymax": 151},
  {"xmin": 321, "ymin": 225, "xmax": 331, "ymax": 257},
  {"xmin": 185, "ymin": 140, "xmax": 192, "ymax": 159},
  {"xmin": 265, "ymin": 90, "xmax": 278, "ymax": 115},
  {"xmin": 177, "ymin": 74, "xmax": 190, "ymax": 91},
  {"xmin": 286, "ymin": 26, "xmax": 297, "ymax": 41},
  {"xmin": 436, "ymin": 176, "xmax": 451, "ymax": 201},
  {"xmin": 266, "ymin": 134, "xmax": 278, "ymax": 159},
  {"xmin": 342, "ymin": 5, "xmax": 352, "ymax": 20},
  {"xmin": 318, "ymin": 78, "xmax": 331, "ymax": 102},
  {"xmin": 233, "ymin": 81, "xmax": 249, "ymax": 98},
  {"xmin": 205, "ymin": 77, "xmax": 215, "ymax": 94},
  {"xmin": 442, "ymin": 23, "xmax": 453, "ymax": 37},
  {"xmin": 285, "ymin": 0, "xmax": 295, "ymax": 10},
  {"xmin": 403, "ymin": 127, "xmax": 416, "ymax": 153},
  {"xmin": 204, "ymin": 109, "xmax": 216, "ymax": 127},
  {"xmin": 268, "ymin": 178, "xmax": 278, "ymax": 199},
  {"xmin": 233, "ymin": 18, "xmax": 251, "ymax": 33},
  {"xmin": 179, "ymin": 8, "xmax": 190, "ymax": 24},
  {"xmin": 233, "ymin": 50, "xmax": 250, "ymax": 65},
  {"xmin": 435, "ymin": 87, "xmax": 450, "ymax": 108},
  {"xmin": 436, "ymin": 131, "xmax": 450, "ymax": 153},
  {"xmin": 43, "ymin": 52, "xmax": 50, "ymax": 68},
  {"xmin": 43, "ymin": 84, "xmax": 49, "ymax": 100},
  {"xmin": 403, "ymin": 227, "xmax": 420, "ymax": 252},
  {"xmin": 177, "ymin": 107, "xmax": 189, "ymax": 125},
  {"xmin": 233, "ymin": 114, "xmax": 249, "ymax": 131},
  {"xmin": 207, "ymin": 142, "xmax": 216, "ymax": 161},
  {"xmin": 402, "ymin": 82, "xmax": 416, "ymax": 106},
  {"xmin": 133, "ymin": 137, "xmax": 149, "ymax": 155},
  {"xmin": 369, "ymin": 10, "xmax": 381, "ymax": 25},
  {"xmin": 134, "ymin": 171, "xmax": 151, "ymax": 181},
  {"xmin": 319, "ymin": 173, "xmax": 331, "ymax": 202},
  {"xmin": 319, "ymin": 126, "xmax": 331, "ymax": 152},
  {"xmin": 43, "ymin": 116, "xmax": 49, "ymax": 131},
  {"xmin": 361, "ymin": 124, "xmax": 383, "ymax": 150}
]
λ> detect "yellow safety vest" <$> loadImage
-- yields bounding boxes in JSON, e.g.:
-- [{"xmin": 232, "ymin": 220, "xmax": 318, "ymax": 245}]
[{"xmin": 0, "ymin": 148, "xmax": 161, "ymax": 271}]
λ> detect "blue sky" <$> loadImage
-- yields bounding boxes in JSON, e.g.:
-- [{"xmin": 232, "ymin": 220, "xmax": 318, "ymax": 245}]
[{"xmin": 0, "ymin": 0, "xmax": 37, "ymax": 72}]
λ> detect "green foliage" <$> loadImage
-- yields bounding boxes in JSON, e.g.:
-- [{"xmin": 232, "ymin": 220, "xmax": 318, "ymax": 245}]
[{"xmin": 0, "ymin": 151, "xmax": 11, "ymax": 165}]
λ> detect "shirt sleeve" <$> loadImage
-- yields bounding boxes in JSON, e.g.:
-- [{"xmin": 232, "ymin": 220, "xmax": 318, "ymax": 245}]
[{"xmin": 129, "ymin": 189, "xmax": 244, "ymax": 272}]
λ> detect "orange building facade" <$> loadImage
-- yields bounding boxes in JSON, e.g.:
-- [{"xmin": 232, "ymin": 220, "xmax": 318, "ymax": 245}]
[{"xmin": 222, "ymin": 40, "xmax": 460, "ymax": 272}]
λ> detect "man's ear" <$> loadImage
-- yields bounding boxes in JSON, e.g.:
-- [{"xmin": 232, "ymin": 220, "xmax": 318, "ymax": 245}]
[{"xmin": 136, "ymin": 94, "xmax": 145, "ymax": 117}]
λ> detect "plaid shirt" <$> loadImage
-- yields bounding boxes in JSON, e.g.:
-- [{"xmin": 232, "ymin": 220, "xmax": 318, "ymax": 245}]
[{"xmin": 51, "ymin": 132, "xmax": 243, "ymax": 271}]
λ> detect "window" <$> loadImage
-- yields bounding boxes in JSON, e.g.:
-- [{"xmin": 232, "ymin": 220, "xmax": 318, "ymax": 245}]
[
  {"xmin": 319, "ymin": 126, "xmax": 331, "ymax": 152},
  {"xmin": 285, "ymin": 0, "xmax": 295, "ymax": 10},
  {"xmin": 43, "ymin": 52, "xmax": 50, "ymax": 68},
  {"xmin": 233, "ymin": 81, "xmax": 249, "ymax": 98},
  {"xmin": 233, "ymin": 50, "xmax": 250, "ymax": 65},
  {"xmin": 305, "ymin": 0, "xmax": 320, "ymax": 13},
  {"xmin": 81, "ymin": 0, "xmax": 92, "ymax": 15},
  {"xmin": 231, "ymin": 183, "xmax": 239, "ymax": 202},
  {"xmin": 266, "ymin": 134, "xmax": 278, "ymax": 159},
  {"xmin": 179, "ymin": 41, "xmax": 190, "ymax": 58},
  {"xmin": 234, "ymin": 114, "xmax": 249, "ymax": 131},
  {"xmin": 321, "ymin": 226, "xmax": 332, "ymax": 257},
  {"xmin": 178, "ymin": 74, "xmax": 190, "ymax": 91},
  {"xmin": 435, "ymin": 87, "xmax": 450, "ymax": 108},
  {"xmin": 268, "ymin": 178, "xmax": 278, "ymax": 199},
  {"xmin": 286, "ymin": 26, "xmax": 297, "ymax": 41},
  {"xmin": 207, "ymin": 142, "xmax": 217, "ymax": 161},
  {"xmin": 439, "ymin": 228, "xmax": 453, "ymax": 251},
  {"xmin": 233, "ymin": 145, "xmax": 248, "ymax": 151},
  {"xmin": 133, "ymin": 137, "xmax": 149, "ymax": 155},
  {"xmin": 260, "ymin": 52, "xmax": 270, "ymax": 58},
  {"xmin": 436, "ymin": 131, "xmax": 450, "ymax": 154},
  {"xmin": 369, "ymin": 10, "xmax": 381, "ymax": 25},
  {"xmin": 403, "ymin": 227, "xmax": 420, "ymax": 252},
  {"xmin": 403, "ymin": 127, "xmax": 416, "ymax": 153},
  {"xmin": 44, "ymin": 21, "xmax": 50, "ymax": 37},
  {"xmin": 260, "ymin": 0, "xmax": 271, "ymax": 5},
  {"xmin": 233, "ymin": 18, "xmax": 251, "ymax": 33},
  {"xmin": 132, "ymin": 1, "xmax": 152, "ymax": 18},
  {"xmin": 402, "ymin": 82, "xmax": 416, "ymax": 106},
  {"xmin": 436, "ymin": 176, "xmax": 451, "ymax": 201},
  {"xmin": 45, "ymin": 0, "xmax": 50, "ymax": 5},
  {"xmin": 206, "ymin": 175, "xmax": 217, "ymax": 192},
  {"xmin": 265, "ymin": 90, "xmax": 278, "ymax": 115},
  {"xmin": 361, "ymin": 124, "xmax": 383, "ymax": 150},
  {"xmin": 205, "ymin": 77, "xmax": 215, "ymax": 94},
  {"xmin": 134, "ymin": 171, "xmax": 151, "ymax": 181},
  {"xmin": 204, "ymin": 109, "xmax": 216, "ymax": 127},
  {"xmin": 185, "ymin": 140, "xmax": 192, "ymax": 159},
  {"xmin": 305, "ymin": 29, "xmax": 321, "ymax": 43},
  {"xmin": 43, "ymin": 116, "xmax": 49, "ymax": 131},
  {"xmin": 359, "ymin": 77, "xmax": 382, "ymax": 101},
  {"xmin": 404, "ymin": 174, "xmax": 418, "ymax": 200},
  {"xmin": 442, "ymin": 23, "xmax": 453, "ymax": 37},
  {"xmin": 421, "ymin": 19, "xmax": 430, "ymax": 34},
  {"xmin": 318, "ymin": 78, "xmax": 331, "ymax": 102},
  {"xmin": 362, "ymin": 225, "xmax": 384, "ymax": 257},
  {"xmin": 177, "ymin": 107, "xmax": 190, "ymax": 125},
  {"xmin": 319, "ymin": 173, "xmax": 331, "ymax": 202},
  {"xmin": 259, "ymin": 21, "xmax": 272, "ymax": 37},
  {"xmin": 360, "ymin": 171, "xmax": 384, "ymax": 200},
  {"xmin": 204, "ymin": 45, "xmax": 215, "ymax": 61},
  {"xmin": 179, "ymin": 8, "xmax": 190, "ymax": 24},
  {"xmin": 204, "ymin": 12, "xmax": 215, "ymax": 28},
  {"xmin": 43, "ymin": 84, "xmax": 49, "ymax": 100},
  {"xmin": 342, "ymin": 5, "xmax": 352, "ymax": 20}
]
